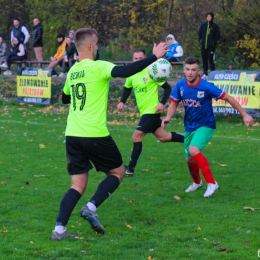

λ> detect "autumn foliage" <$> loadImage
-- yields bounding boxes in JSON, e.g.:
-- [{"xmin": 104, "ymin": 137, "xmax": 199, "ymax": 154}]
[{"xmin": 0, "ymin": 0, "xmax": 260, "ymax": 67}]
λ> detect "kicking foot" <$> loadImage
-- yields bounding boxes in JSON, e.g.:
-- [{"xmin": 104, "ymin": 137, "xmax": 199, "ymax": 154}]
[
  {"xmin": 80, "ymin": 205, "xmax": 104, "ymax": 234},
  {"xmin": 204, "ymin": 182, "xmax": 219, "ymax": 197},
  {"xmin": 51, "ymin": 230, "xmax": 77, "ymax": 241},
  {"xmin": 185, "ymin": 181, "xmax": 203, "ymax": 192}
]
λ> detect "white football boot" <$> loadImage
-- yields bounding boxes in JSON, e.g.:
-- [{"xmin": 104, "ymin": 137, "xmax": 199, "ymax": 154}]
[
  {"xmin": 185, "ymin": 181, "xmax": 203, "ymax": 192},
  {"xmin": 204, "ymin": 182, "xmax": 219, "ymax": 197}
]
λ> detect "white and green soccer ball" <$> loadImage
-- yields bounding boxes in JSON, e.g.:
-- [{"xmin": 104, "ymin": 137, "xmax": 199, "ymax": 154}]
[{"xmin": 148, "ymin": 58, "xmax": 172, "ymax": 82}]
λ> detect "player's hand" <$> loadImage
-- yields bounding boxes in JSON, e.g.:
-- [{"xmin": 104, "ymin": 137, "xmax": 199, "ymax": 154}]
[
  {"xmin": 243, "ymin": 114, "xmax": 254, "ymax": 127},
  {"xmin": 153, "ymin": 42, "xmax": 170, "ymax": 59},
  {"xmin": 117, "ymin": 102, "xmax": 124, "ymax": 112},
  {"xmin": 161, "ymin": 117, "xmax": 171, "ymax": 128},
  {"xmin": 156, "ymin": 103, "xmax": 164, "ymax": 113}
]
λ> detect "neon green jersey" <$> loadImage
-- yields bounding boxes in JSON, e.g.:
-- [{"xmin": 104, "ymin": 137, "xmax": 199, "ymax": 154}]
[
  {"xmin": 63, "ymin": 59, "xmax": 115, "ymax": 137},
  {"xmin": 125, "ymin": 67, "xmax": 165, "ymax": 116}
]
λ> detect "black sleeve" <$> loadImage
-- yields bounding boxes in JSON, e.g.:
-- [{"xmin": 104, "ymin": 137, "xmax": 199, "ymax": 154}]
[
  {"xmin": 198, "ymin": 24, "xmax": 202, "ymax": 44},
  {"xmin": 213, "ymin": 24, "xmax": 220, "ymax": 45},
  {"xmin": 34, "ymin": 27, "xmax": 42, "ymax": 44},
  {"xmin": 120, "ymin": 87, "xmax": 132, "ymax": 103},
  {"xmin": 111, "ymin": 54, "xmax": 157, "ymax": 78},
  {"xmin": 62, "ymin": 91, "xmax": 71, "ymax": 104},
  {"xmin": 160, "ymin": 82, "xmax": 171, "ymax": 105}
]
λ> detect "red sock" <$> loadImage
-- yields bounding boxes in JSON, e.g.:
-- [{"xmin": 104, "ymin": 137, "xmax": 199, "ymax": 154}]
[
  {"xmin": 192, "ymin": 153, "xmax": 215, "ymax": 184},
  {"xmin": 187, "ymin": 163, "xmax": 201, "ymax": 184}
]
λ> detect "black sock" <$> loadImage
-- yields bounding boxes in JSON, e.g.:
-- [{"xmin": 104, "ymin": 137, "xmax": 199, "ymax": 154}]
[
  {"xmin": 128, "ymin": 142, "xmax": 142, "ymax": 172},
  {"xmin": 171, "ymin": 132, "xmax": 184, "ymax": 143},
  {"xmin": 56, "ymin": 188, "xmax": 81, "ymax": 226},
  {"xmin": 90, "ymin": 175, "xmax": 120, "ymax": 207}
]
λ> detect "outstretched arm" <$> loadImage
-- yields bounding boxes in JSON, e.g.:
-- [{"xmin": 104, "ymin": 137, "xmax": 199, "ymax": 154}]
[
  {"xmin": 161, "ymin": 101, "xmax": 178, "ymax": 128},
  {"xmin": 111, "ymin": 42, "xmax": 169, "ymax": 78},
  {"xmin": 221, "ymin": 94, "xmax": 254, "ymax": 126}
]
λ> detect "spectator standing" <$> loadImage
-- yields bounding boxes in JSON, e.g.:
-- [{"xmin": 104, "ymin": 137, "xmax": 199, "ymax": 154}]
[
  {"xmin": 11, "ymin": 18, "xmax": 30, "ymax": 57},
  {"xmin": 68, "ymin": 30, "xmax": 75, "ymax": 43},
  {"xmin": 1, "ymin": 37, "xmax": 26, "ymax": 75},
  {"xmin": 59, "ymin": 36, "xmax": 78, "ymax": 77},
  {"xmin": 47, "ymin": 34, "xmax": 66, "ymax": 71},
  {"xmin": 198, "ymin": 12, "xmax": 220, "ymax": 80},
  {"xmin": 0, "ymin": 37, "xmax": 7, "ymax": 65},
  {"xmin": 165, "ymin": 34, "xmax": 183, "ymax": 62},
  {"xmin": 33, "ymin": 18, "xmax": 43, "ymax": 61}
]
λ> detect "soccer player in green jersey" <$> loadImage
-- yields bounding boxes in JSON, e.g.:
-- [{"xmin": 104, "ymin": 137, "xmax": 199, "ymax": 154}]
[
  {"xmin": 51, "ymin": 28, "xmax": 169, "ymax": 240},
  {"xmin": 117, "ymin": 49, "xmax": 184, "ymax": 177}
]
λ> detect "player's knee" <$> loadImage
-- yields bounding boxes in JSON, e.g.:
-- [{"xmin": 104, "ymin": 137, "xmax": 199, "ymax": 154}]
[
  {"xmin": 71, "ymin": 175, "xmax": 87, "ymax": 194},
  {"xmin": 71, "ymin": 183, "xmax": 86, "ymax": 195},
  {"xmin": 132, "ymin": 132, "xmax": 142, "ymax": 142},
  {"xmin": 189, "ymin": 146, "xmax": 200, "ymax": 157},
  {"xmin": 109, "ymin": 165, "xmax": 125, "ymax": 183}
]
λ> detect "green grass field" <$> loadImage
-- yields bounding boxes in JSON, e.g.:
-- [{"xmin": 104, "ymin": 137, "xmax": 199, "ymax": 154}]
[{"xmin": 0, "ymin": 99, "xmax": 259, "ymax": 260}]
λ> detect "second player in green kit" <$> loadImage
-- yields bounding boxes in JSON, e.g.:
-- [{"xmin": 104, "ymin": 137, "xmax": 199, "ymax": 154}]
[{"xmin": 117, "ymin": 49, "xmax": 184, "ymax": 177}]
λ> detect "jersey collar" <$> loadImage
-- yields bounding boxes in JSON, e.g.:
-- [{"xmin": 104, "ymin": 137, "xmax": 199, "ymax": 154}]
[{"xmin": 186, "ymin": 77, "xmax": 201, "ymax": 87}]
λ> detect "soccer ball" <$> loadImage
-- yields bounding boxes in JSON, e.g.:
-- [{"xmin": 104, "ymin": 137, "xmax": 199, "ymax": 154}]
[{"xmin": 148, "ymin": 58, "xmax": 172, "ymax": 82}]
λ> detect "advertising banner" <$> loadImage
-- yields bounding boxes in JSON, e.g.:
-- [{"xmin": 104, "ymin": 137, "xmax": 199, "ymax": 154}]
[
  {"xmin": 17, "ymin": 68, "xmax": 52, "ymax": 105},
  {"xmin": 208, "ymin": 70, "xmax": 260, "ymax": 117}
]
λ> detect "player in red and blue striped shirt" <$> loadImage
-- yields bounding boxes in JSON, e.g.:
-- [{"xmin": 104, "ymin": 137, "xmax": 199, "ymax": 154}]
[{"xmin": 162, "ymin": 57, "xmax": 254, "ymax": 197}]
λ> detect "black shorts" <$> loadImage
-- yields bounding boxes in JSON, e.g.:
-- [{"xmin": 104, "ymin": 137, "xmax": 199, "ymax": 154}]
[
  {"xmin": 136, "ymin": 114, "xmax": 162, "ymax": 133},
  {"xmin": 66, "ymin": 135, "xmax": 123, "ymax": 175}
]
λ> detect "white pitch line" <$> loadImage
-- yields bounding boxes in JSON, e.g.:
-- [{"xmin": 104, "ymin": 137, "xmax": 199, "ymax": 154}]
[
  {"xmin": 0, "ymin": 120, "xmax": 259, "ymax": 141},
  {"xmin": 0, "ymin": 119, "xmax": 66, "ymax": 127},
  {"xmin": 213, "ymin": 135, "xmax": 260, "ymax": 141}
]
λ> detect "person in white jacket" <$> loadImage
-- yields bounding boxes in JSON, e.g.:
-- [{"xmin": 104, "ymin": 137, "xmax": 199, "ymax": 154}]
[
  {"xmin": 1, "ymin": 38, "xmax": 26, "ymax": 75},
  {"xmin": 165, "ymin": 34, "xmax": 183, "ymax": 62},
  {"xmin": 11, "ymin": 18, "xmax": 30, "ymax": 57}
]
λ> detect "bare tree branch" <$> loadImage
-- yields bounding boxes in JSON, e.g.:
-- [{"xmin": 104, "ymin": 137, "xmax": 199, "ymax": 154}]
[{"xmin": 166, "ymin": 0, "xmax": 173, "ymax": 29}]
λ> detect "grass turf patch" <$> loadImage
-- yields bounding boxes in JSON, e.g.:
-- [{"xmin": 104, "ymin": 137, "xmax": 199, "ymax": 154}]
[{"xmin": 0, "ymin": 103, "xmax": 259, "ymax": 259}]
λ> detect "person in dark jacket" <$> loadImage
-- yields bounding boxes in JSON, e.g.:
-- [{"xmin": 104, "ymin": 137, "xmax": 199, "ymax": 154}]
[
  {"xmin": 1, "ymin": 37, "xmax": 26, "ymax": 75},
  {"xmin": 33, "ymin": 18, "xmax": 43, "ymax": 61},
  {"xmin": 198, "ymin": 12, "xmax": 220, "ymax": 80},
  {"xmin": 59, "ymin": 36, "xmax": 78, "ymax": 77}
]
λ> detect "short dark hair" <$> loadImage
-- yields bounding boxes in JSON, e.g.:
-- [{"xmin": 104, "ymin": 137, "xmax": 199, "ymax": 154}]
[
  {"xmin": 13, "ymin": 18, "xmax": 20, "ymax": 22},
  {"xmin": 133, "ymin": 49, "xmax": 146, "ymax": 57},
  {"xmin": 185, "ymin": 56, "xmax": 200, "ymax": 66},
  {"xmin": 75, "ymin": 28, "xmax": 98, "ymax": 49}
]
